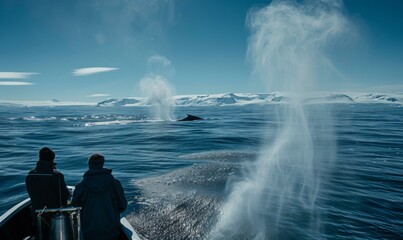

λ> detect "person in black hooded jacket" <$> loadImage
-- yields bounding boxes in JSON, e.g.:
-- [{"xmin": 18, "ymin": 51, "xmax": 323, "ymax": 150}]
[
  {"xmin": 72, "ymin": 153, "xmax": 127, "ymax": 240},
  {"xmin": 26, "ymin": 147, "xmax": 70, "ymax": 239}
]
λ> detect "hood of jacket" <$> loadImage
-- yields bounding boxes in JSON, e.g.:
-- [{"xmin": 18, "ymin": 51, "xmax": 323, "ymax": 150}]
[
  {"xmin": 82, "ymin": 168, "xmax": 114, "ymax": 192},
  {"xmin": 34, "ymin": 160, "xmax": 56, "ymax": 172}
]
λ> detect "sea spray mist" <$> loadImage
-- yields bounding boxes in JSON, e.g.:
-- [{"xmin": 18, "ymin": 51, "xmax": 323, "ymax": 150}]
[{"xmin": 211, "ymin": 0, "xmax": 349, "ymax": 239}]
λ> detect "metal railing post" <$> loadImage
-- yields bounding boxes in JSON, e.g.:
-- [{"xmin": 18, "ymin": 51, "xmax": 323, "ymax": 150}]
[{"xmin": 37, "ymin": 214, "xmax": 43, "ymax": 240}]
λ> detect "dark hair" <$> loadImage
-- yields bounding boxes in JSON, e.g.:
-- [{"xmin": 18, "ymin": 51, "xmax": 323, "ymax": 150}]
[
  {"xmin": 39, "ymin": 147, "xmax": 55, "ymax": 162},
  {"xmin": 88, "ymin": 153, "xmax": 105, "ymax": 169}
]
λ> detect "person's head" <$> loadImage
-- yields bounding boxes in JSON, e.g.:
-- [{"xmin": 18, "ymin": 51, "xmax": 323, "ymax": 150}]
[
  {"xmin": 88, "ymin": 153, "xmax": 105, "ymax": 169},
  {"xmin": 39, "ymin": 147, "xmax": 55, "ymax": 162}
]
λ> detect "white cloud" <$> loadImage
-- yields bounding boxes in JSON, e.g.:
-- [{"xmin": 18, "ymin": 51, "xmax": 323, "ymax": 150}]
[
  {"xmin": 0, "ymin": 72, "xmax": 39, "ymax": 79},
  {"xmin": 0, "ymin": 81, "xmax": 34, "ymax": 86},
  {"xmin": 73, "ymin": 67, "xmax": 118, "ymax": 76},
  {"xmin": 86, "ymin": 93, "xmax": 111, "ymax": 98}
]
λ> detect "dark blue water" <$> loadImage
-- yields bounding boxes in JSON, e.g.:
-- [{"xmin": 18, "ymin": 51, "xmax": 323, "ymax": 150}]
[{"xmin": 0, "ymin": 104, "xmax": 402, "ymax": 239}]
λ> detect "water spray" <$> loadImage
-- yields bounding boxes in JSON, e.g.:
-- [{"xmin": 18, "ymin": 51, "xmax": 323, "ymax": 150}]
[
  {"xmin": 139, "ymin": 55, "xmax": 176, "ymax": 121},
  {"xmin": 211, "ymin": 0, "xmax": 348, "ymax": 239}
]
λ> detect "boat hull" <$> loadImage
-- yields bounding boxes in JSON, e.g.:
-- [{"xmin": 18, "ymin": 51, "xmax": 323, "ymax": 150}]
[{"xmin": 0, "ymin": 197, "xmax": 140, "ymax": 240}]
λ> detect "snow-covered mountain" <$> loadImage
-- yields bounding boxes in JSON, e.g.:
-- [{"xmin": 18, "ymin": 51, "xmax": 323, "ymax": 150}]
[
  {"xmin": 1, "ymin": 92, "xmax": 402, "ymax": 107},
  {"xmin": 97, "ymin": 98, "xmax": 142, "ymax": 107},
  {"xmin": 96, "ymin": 92, "xmax": 403, "ymax": 107}
]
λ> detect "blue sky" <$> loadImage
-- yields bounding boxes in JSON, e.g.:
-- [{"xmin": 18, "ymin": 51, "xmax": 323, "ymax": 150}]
[{"xmin": 0, "ymin": 0, "xmax": 402, "ymax": 102}]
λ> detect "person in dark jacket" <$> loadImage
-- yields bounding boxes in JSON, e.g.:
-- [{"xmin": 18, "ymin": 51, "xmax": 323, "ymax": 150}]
[
  {"xmin": 25, "ymin": 147, "xmax": 70, "ymax": 239},
  {"xmin": 72, "ymin": 153, "xmax": 127, "ymax": 240}
]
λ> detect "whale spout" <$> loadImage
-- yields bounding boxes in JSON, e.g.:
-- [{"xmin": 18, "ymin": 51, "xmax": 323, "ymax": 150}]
[{"xmin": 178, "ymin": 114, "xmax": 203, "ymax": 121}]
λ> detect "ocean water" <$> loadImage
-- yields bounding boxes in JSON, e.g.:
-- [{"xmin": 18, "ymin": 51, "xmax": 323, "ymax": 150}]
[{"xmin": 0, "ymin": 104, "xmax": 402, "ymax": 239}]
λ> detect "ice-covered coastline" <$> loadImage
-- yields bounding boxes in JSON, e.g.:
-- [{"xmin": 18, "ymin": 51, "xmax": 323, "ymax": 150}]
[
  {"xmin": 1, "ymin": 92, "xmax": 402, "ymax": 107},
  {"xmin": 96, "ymin": 92, "xmax": 403, "ymax": 107}
]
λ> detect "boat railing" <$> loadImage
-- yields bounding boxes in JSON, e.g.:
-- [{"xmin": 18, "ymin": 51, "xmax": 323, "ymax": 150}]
[{"xmin": 35, "ymin": 206, "xmax": 82, "ymax": 240}]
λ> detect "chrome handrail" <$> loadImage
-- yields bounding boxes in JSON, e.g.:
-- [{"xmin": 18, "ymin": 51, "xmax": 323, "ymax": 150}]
[{"xmin": 35, "ymin": 206, "xmax": 81, "ymax": 214}]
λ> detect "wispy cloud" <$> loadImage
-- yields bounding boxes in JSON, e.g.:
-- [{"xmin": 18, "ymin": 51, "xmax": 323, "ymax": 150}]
[
  {"xmin": 0, "ymin": 81, "xmax": 34, "ymax": 86},
  {"xmin": 73, "ymin": 67, "xmax": 118, "ymax": 76},
  {"xmin": 0, "ymin": 72, "xmax": 39, "ymax": 79},
  {"xmin": 147, "ymin": 55, "xmax": 175, "ymax": 78},
  {"xmin": 86, "ymin": 93, "xmax": 111, "ymax": 98},
  {"xmin": 148, "ymin": 55, "xmax": 172, "ymax": 67}
]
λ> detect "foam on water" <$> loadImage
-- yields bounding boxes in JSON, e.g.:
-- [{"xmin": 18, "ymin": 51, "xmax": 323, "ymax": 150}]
[
  {"xmin": 84, "ymin": 120, "xmax": 136, "ymax": 126},
  {"xmin": 83, "ymin": 119, "xmax": 165, "ymax": 127}
]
